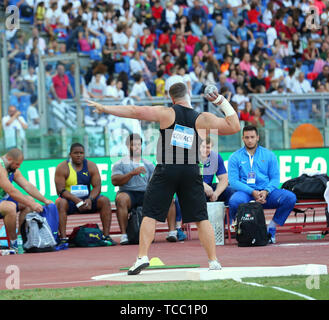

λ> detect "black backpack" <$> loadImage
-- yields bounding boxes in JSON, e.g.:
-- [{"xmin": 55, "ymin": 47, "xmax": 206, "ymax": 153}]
[
  {"xmin": 236, "ymin": 202, "xmax": 268, "ymax": 247},
  {"xmin": 281, "ymin": 174, "xmax": 329, "ymax": 200},
  {"xmin": 126, "ymin": 206, "xmax": 143, "ymax": 244}
]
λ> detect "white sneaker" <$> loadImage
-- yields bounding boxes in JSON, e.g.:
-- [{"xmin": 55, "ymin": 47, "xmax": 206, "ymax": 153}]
[
  {"xmin": 120, "ymin": 234, "xmax": 129, "ymax": 245},
  {"xmin": 166, "ymin": 230, "xmax": 177, "ymax": 242},
  {"xmin": 208, "ymin": 259, "xmax": 222, "ymax": 270},
  {"xmin": 128, "ymin": 256, "xmax": 150, "ymax": 275}
]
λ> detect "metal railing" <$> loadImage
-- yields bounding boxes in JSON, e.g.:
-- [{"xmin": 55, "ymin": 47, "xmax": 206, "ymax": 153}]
[{"xmin": 2, "ymin": 92, "xmax": 329, "ymax": 159}]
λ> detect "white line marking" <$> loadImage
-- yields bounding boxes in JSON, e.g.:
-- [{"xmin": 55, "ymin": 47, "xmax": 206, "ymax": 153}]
[
  {"xmin": 233, "ymin": 278, "xmax": 316, "ymax": 300},
  {"xmin": 273, "ymin": 242, "xmax": 329, "ymax": 248},
  {"xmin": 24, "ymin": 280, "xmax": 98, "ymax": 287}
]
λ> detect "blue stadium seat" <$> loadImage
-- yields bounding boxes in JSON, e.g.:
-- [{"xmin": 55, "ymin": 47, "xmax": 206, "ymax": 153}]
[
  {"xmin": 19, "ymin": 94, "xmax": 31, "ymax": 121},
  {"xmin": 301, "ymin": 64, "xmax": 309, "ymax": 75},
  {"xmin": 89, "ymin": 49, "xmax": 102, "ymax": 61},
  {"xmin": 9, "ymin": 95, "xmax": 19, "ymax": 106},
  {"xmin": 115, "ymin": 62, "xmax": 129, "ymax": 74}
]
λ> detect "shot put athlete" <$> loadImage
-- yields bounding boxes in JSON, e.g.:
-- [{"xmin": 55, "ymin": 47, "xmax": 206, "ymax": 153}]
[{"xmin": 87, "ymin": 82, "xmax": 240, "ymax": 275}]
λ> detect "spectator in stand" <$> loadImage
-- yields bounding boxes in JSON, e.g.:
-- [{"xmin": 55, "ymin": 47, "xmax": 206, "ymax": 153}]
[
  {"xmin": 164, "ymin": 64, "xmax": 184, "ymax": 96},
  {"xmin": 155, "ymin": 70, "xmax": 166, "ymax": 97},
  {"xmin": 27, "ymin": 95, "xmax": 40, "ymax": 130},
  {"xmin": 26, "ymin": 27, "xmax": 46, "ymax": 56},
  {"xmin": 160, "ymin": 1, "xmax": 177, "ymax": 30},
  {"xmin": 130, "ymin": 51, "xmax": 151, "ymax": 80},
  {"xmin": 35, "ymin": 1, "xmax": 46, "ymax": 31},
  {"xmin": 23, "ymin": 66, "xmax": 37, "ymax": 95},
  {"xmin": 52, "ymin": 63, "xmax": 74, "ymax": 100},
  {"xmin": 292, "ymin": 72, "xmax": 313, "ymax": 94},
  {"xmin": 291, "ymin": 72, "xmax": 313, "ymax": 121},
  {"xmin": 266, "ymin": 21, "xmax": 278, "ymax": 47},
  {"xmin": 237, "ymin": 40, "xmax": 250, "ymax": 61},
  {"xmin": 132, "ymin": 17, "xmax": 147, "ymax": 39},
  {"xmin": 316, "ymin": 64, "xmax": 329, "ymax": 86},
  {"xmin": 124, "ymin": 27, "xmax": 137, "ymax": 56},
  {"xmin": 163, "ymin": 53, "xmax": 174, "ymax": 75},
  {"xmin": 232, "ymin": 85, "xmax": 249, "ymax": 111},
  {"xmin": 281, "ymin": 15, "xmax": 297, "ymax": 42},
  {"xmin": 272, "ymin": 39, "xmax": 290, "ymax": 64},
  {"xmin": 88, "ymin": 73, "xmax": 107, "ymax": 99},
  {"xmin": 239, "ymin": 101, "xmax": 253, "ymax": 123},
  {"xmin": 270, "ymin": 84, "xmax": 289, "ymax": 120},
  {"xmin": 105, "ymin": 77, "xmax": 125, "ymax": 100},
  {"xmin": 249, "ymin": 107, "xmax": 265, "ymax": 128},
  {"xmin": 102, "ymin": 35, "xmax": 118, "ymax": 75},
  {"xmin": 45, "ymin": 2, "xmax": 60, "ymax": 40},
  {"xmin": 133, "ymin": 0, "xmax": 152, "ymax": 27},
  {"xmin": 174, "ymin": 14, "xmax": 192, "ymax": 37},
  {"xmin": 217, "ymin": 73, "xmax": 236, "ymax": 95},
  {"xmin": 152, "ymin": 0, "xmax": 164, "ymax": 27},
  {"xmin": 213, "ymin": 14, "xmax": 239, "ymax": 54},
  {"xmin": 177, "ymin": 65, "xmax": 192, "ymax": 96},
  {"xmin": 247, "ymin": 2, "xmax": 261, "ymax": 29},
  {"xmin": 158, "ymin": 25, "xmax": 171, "ymax": 52},
  {"xmin": 113, "ymin": 23, "xmax": 129, "ymax": 52},
  {"xmin": 78, "ymin": 30, "xmax": 91, "ymax": 52},
  {"xmin": 236, "ymin": 19, "xmax": 254, "ymax": 42},
  {"xmin": 188, "ymin": 0, "xmax": 208, "ymax": 34},
  {"xmin": 262, "ymin": 1, "xmax": 274, "ymax": 26},
  {"xmin": 284, "ymin": 67, "xmax": 296, "ymax": 93},
  {"xmin": 239, "ymin": 52, "xmax": 253, "ymax": 76},
  {"xmin": 139, "ymin": 27, "xmax": 156, "ymax": 50},
  {"xmin": 302, "ymin": 39, "xmax": 320, "ymax": 66},
  {"xmin": 2, "ymin": 105, "xmax": 28, "ymax": 151},
  {"xmin": 288, "ymin": 32, "xmax": 303, "ymax": 60},
  {"xmin": 265, "ymin": 59, "xmax": 285, "ymax": 83},
  {"xmin": 144, "ymin": 44, "xmax": 159, "ymax": 79},
  {"xmin": 229, "ymin": 7, "xmax": 243, "ymax": 33},
  {"xmin": 129, "ymin": 73, "xmax": 153, "ymax": 101}
]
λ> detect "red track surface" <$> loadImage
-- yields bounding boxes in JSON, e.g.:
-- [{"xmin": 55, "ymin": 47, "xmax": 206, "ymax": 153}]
[{"xmin": 0, "ymin": 212, "xmax": 328, "ymax": 290}]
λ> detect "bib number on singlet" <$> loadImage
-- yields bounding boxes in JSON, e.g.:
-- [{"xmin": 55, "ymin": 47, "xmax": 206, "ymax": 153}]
[
  {"xmin": 170, "ymin": 124, "xmax": 194, "ymax": 150},
  {"xmin": 71, "ymin": 185, "xmax": 89, "ymax": 198}
]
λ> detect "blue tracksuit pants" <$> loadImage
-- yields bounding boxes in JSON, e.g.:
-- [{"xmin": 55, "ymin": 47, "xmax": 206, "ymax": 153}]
[{"xmin": 228, "ymin": 188, "xmax": 297, "ymax": 226}]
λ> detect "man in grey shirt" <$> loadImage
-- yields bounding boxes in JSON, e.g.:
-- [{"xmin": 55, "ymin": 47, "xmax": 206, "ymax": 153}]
[
  {"xmin": 213, "ymin": 14, "xmax": 239, "ymax": 54},
  {"xmin": 112, "ymin": 133, "xmax": 176, "ymax": 244}
]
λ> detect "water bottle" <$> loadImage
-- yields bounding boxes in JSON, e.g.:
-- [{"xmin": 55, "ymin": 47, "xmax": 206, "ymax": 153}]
[
  {"xmin": 307, "ymin": 233, "xmax": 323, "ymax": 240},
  {"xmin": 17, "ymin": 235, "xmax": 24, "ymax": 254}
]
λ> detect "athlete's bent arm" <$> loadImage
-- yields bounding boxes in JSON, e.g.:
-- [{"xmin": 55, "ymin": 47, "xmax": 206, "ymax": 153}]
[{"xmin": 13, "ymin": 170, "xmax": 53, "ymax": 205}]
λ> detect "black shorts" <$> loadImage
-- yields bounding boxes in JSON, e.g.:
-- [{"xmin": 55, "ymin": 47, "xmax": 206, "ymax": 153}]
[
  {"xmin": 142, "ymin": 164, "xmax": 208, "ymax": 223},
  {"xmin": 117, "ymin": 190, "xmax": 145, "ymax": 209}
]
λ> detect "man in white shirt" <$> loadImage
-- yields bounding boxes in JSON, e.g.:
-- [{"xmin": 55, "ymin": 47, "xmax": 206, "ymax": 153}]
[
  {"xmin": 27, "ymin": 95, "xmax": 40, "ymax": 129},
  {"xmin": 292, "ymin": 72, "xmax": 313, "ymax": 94},
  {"xmin": 164, "ymin": 65, "xmax": 184, "ymax": 97},
  {"xmin": 291, "ymin": 72, "xmax": 313, "ymax": 122},
  {"xmin": 2, "ymin": 105, "xmax": 28, "ymax": 150}
]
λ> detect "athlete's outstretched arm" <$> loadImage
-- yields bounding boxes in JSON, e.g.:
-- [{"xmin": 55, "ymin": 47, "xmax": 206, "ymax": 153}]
[{"xmin": 86, "ymin": 100, "xmax": 165, "ymax": 122}]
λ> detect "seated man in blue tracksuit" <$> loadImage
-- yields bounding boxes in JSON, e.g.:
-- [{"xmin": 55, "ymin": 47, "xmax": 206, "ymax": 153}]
[
  {"xmin": 175, "ymin": 136, "xmax": 235, "ymax": 240},
  {"xmin": 228, "ymin": 125, "xmax": 296, "ymax": 244}
]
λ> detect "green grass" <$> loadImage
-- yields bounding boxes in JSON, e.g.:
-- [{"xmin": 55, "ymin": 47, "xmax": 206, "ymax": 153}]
[{"xmin": 1, "ymin": 275, "xmax": 329, "ymax": 300}]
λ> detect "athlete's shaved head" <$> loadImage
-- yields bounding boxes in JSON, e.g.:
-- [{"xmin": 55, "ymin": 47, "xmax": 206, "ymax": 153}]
[
  {"xmin": 169, "ymin": 82, "xmax": 187, "ymax": 100},
  {"xmin": 6, "ymin": 148, "xmax": 24, "ymax": 160}
]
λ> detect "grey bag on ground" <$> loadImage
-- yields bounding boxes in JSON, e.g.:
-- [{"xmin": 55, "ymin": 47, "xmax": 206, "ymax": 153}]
[{"xmin": 21, "ymin": 212, "xmax": 57, "ymax": 253}]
